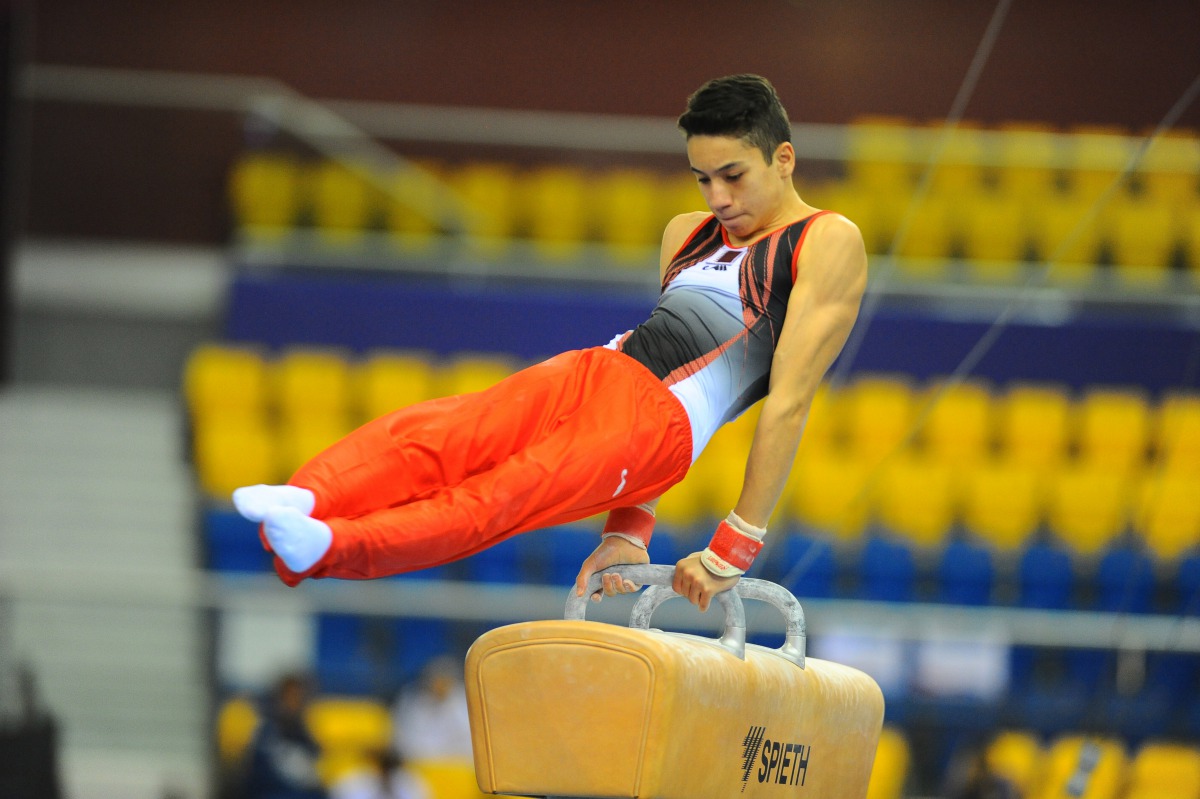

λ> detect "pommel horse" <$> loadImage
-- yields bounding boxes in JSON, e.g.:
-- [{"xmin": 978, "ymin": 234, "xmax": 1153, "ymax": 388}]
[{"xmin": 465, "ymin": 564, "xmax": 884, "ymax": 798}]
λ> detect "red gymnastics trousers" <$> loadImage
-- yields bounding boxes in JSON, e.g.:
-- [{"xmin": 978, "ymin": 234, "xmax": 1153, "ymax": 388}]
[{"xmin": 273, "ymin": 347, "xmax": 694, "ymax": 586}]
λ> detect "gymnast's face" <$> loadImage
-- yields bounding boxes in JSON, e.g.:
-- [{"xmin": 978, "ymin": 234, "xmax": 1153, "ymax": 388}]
[{"xmin": 687, "ymin": 134, "xmax": 796, "ymax": 242}]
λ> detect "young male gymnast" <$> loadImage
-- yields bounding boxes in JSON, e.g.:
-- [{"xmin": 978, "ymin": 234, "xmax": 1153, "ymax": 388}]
[{"xmin": 233, "ymin": 74, "xmax": 868, "ymax": 613}]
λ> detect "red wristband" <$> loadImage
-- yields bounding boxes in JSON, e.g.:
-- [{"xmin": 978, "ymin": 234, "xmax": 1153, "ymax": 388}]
[
  {"xmin": 708, "ymin": 519, "xmax": 764, "ymax": 572},
  {"xmin": 602, "ymin": 505, "xmax": 655, "ymax": 548}
]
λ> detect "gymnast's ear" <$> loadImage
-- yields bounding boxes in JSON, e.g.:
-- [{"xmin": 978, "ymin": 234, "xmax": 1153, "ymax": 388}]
[{"xmin": 773, "ymin": 141, "xmax": 796, "ymax": 178}]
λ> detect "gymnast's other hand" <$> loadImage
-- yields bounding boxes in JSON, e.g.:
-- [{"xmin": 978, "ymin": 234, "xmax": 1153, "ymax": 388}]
[
  {"xmin": 673, "ymin": 552, "xmax": 740, "ymax": 612},
  {"xmin": 575, "ymin": 536, "xmax": 650, "ymax": 603}
]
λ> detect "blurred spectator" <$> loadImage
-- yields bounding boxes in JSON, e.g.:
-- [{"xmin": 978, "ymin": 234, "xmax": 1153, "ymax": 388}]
[
  {"xmin": 390, "ymin": 656, "xmax": 472, "ymax": 762},
  {"xmin": 0, "ymin": 664, "xmax": 63, "ymax": 799},
  {"xmin": 242, "ymin": 672, "xmax": 327, "ymax": 799},
  {"xmin": 329, "ymin": 749, "xmax": 431, "ymax": 799}
]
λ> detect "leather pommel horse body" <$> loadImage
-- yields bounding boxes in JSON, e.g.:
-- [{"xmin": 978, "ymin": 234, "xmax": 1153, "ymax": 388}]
[{"xmin": 465, "ymin": 565, "xmax": 884, "ymax": 799}]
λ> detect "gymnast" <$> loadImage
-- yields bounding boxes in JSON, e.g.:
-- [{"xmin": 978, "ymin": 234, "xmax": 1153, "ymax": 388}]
[{"xmin": 232, "ymin": 74, "xmax": 868, "ymax": 613}]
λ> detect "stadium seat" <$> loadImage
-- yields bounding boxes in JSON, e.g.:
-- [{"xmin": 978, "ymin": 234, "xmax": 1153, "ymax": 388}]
[
  {"xmin": 996, "ymin": 383, "xmax": 1072, "ymax": 471},
  {"xmin": 865, "ymin": 726, "xmax": 911, "ymax": 799},
  {"xmin": 995, "ymin": 122, "xmax": 1062, "ymax": 202},
  {"xmin": 520, "ymin": 164, "xmax": 590, "ymax": 258},
  {"xmin": 1075, "ymin": 387, "xmax": 1152, "ymax": 473},
  {"xmin": 937, "ymin": 539, "xmax": 995, "ymax": 606},
  {"xmin": 895, "ymin": 192, "xmax": 958, "ymax": 271},
  {"xmin": 228, "ymin": 152, "xmax": 303, "ymax": 231},
  {"xmin": 958, "ymin": 188, "xmax": 1034, "ymax": 273},
  {"xmin": 592, "ymin": 168, "xmax": 667, "ymax": 263},
  {"xmin": 928, "ymin": 122, "xmax": 989, "ymax": 197},
  {"xmin": 409, "ymin": 759, "xmax": 491, "ymax": 799},
  {"xmin": 461, "ymin": 535, "xmax": 530, "ymax": 584},
  {"xmin": 920, "ymin": 379, "xmax": 995, "ymax": 465},
  {"xmin": 846, "ymin": 116, "xmax": 918, "ymax": 194},
  {"xmin": 1094, "ymin": 545, "xmax": 1155, "ymax": 614},
  {"xmin": 844, "ymin": 375, "xmax": 916, "ymax": 467},
  {"xmin": 1027, "ymin": 191, "xmax": 1106, "ymax": 283},
  {"xmin": 447, "ymin": 161, "xmax": 521, "ymax": 251},
  {"xmin": 1135, "ymin": 472, "xmax": 1200, "ymax": 561},
  {"xmin": 858, "ymin": 536, "xmax": 916, "ymax": 603},
  {"xmin": 354, "ymin": 349, "xmax": 438, "ymax": 422},
  {"xmin": 273, "ymin": 347, "xmax": 355, "ymax": 429},
  {"xmin": 306, "ymin": 696, "xmax": 392, "ymax": 783},
  {"xmin": 1124, "ymin": 742, "xmax": 1200, "ymax": 799},
  {"xmin": 276, "ymin": 417, "xmax": 352, "ymax": 480},
  {"xmin": 1183, "ymin": 201, "xmax": 1200, "ymax": 273},
  {"xmin": 1018, "ymin": 542, "xmax": 1075, "ymax": 611},
  {"xmin": 1138, "ymin": 128, "xmax": 1200, "ymax": 204},
  {"xmin": 985, "ymin": 730, "xmax": 1044, "ymax": 798},
  {"xmin": 1153, "ymin": 392, "xmax": 1200, "ymax": 474},
  {"xmin": 309, "ymin": 160, "xmax": 375, "ymax": 241},
  {"xmin": 1034, "ymin": 736, "xmax": 1127, "ymax": 799},
  {"xmin": 183, "ymin": 343, "xmax": 270, "ymax": 425},
  {"xmin": 961, "ymin": 459, "xmax": 1043, "ymax": 552},
  {"xmin": 1106, "ymin": 193, "xmax": 1179, "ymax": 284},
  {"xmin": 204, "ymin": 508, "xmax": 273, "ymax": 572},
  {"xmin": 652, "ymin": 471, "xmax": 709, "ymax": 531},
  {"xmin": 774, "ymin": 533, "xmax": 837, "ymax": 599},
  {"xmin": 797, "ymin": 382, "xmax": 844, "ymax": 456},
  {"xmin": 384, "ymin": 159, "xmax": 446, "ymax": 245},
  {"xmin": 215, "ymin": 696, "xmax": 259, "ymax": 766},
  {"xmin": 788, "ymin": 450, "xmax": 874, "ymax": 540},
  {"xmin": 1066, "ymin": 125, "xmax": 1133, "ymax": 204},
  {"xmin": 433, "ymin": 353, "xmax": 517, "ymax": 398},
  {"xmin": 538, "ymin": 525, "xmax": 600, "ymax": 586},
  {"xmin": 1046, "ymin": 465, "xmax": 1132, "ymax": 556},
  {"xmin": 193, "ymin": 418, "xmax": 279, "ymax": 498},
  {"xmin": 876, "ymin": 454, "xmax": 957, "ymax": 548}
]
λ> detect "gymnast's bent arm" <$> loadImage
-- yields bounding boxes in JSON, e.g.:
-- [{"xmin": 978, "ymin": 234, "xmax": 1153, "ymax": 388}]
[{"xmin": 673, "ymin": 213, "xmax": 868, "ymax": 610}]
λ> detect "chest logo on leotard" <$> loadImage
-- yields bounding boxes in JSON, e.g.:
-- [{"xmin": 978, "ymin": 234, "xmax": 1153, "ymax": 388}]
[{"xmin": 699, "ymin": 248, "xmax": 745, "ymax": 272}]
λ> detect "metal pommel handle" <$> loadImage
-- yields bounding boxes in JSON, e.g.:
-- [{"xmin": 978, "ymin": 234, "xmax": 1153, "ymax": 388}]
[{"xmin": 568, "ymin": 564, "xmax": 804, "ymax": 663}]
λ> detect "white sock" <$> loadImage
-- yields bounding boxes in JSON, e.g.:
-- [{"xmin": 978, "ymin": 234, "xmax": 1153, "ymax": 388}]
[
  {"xmin": 263, "ymin": 507, "xmax": 333, "ymax": 574},
  {"xmin": 232, "ymin": 484, "xmax": 316, "ymax": 523}
]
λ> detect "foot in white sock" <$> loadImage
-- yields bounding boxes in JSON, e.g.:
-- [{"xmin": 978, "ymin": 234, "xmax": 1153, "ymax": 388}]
[
  {"xmin": 263, "ymin": 507, "xmax": 333, "ymax": 574},
  {"xmin": 232, "ymin": 484, "xmax": 316, "ymax": 523}
]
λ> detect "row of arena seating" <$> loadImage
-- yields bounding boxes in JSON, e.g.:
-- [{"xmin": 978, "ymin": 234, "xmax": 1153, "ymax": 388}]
[
  {"xmin": 215, "ymin": 686, "xmax": 1200, "ymax": 799},
  {"xmin": 228, "ymin": 121, "xmax": 1200, "ymax": 280},
  {"xmin": 185, "ymin": 343, "xmax": 1200, "ymax": 560}
]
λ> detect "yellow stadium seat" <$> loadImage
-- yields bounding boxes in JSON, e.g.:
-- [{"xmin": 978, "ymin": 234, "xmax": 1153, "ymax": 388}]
[
  {"xmin": 410, "ymin": 758, "xmax": 494, "ymax": 799},
  {"xmin": 844, "ymin": 375, "xmax": 916, "ymax": 467},
  {"xmin": 1034, "ymin": 736, "xmax": 1127, "ymax": 799},
  {"xmin": 228, "ymin": 152, "xmax": 303, "ymax": 232},
  {"xmin": 846, "ymin": 116, "xmax": 918, "ymax": 195},
  {"xmin": 447, "ymin": 161, "xmax": 521, "ymax": 252},
  {"xmin": 1139, "ymin": 129, "xmax": 1200, "ymax": 204},
  {"xmin": 308, "ymin": 160, "xmax": 375, "ymax": 242},
  {"xmin": 796, "ymin": 382, "xmax": 844, "ymax": 457},
  {"xmin": 1124, "ymin": 741, "xmax": 1200, "ymax": 799},
  {"xmin": 958, "ymin": 188, "xmax": 1034, "ymax": 272},
  {"xmin": 876, "ymin": 454, "xmax": 957, "ymax": 548},
  {"xmin": 1154, "ymin": 392, "xmax": 1200, "ymax": 473},
  {"xmin": 653, "ymin": 469, "xmax": 710, "ymax": 530},
  {"xmin": 306, "ymin": 697, "xmax": 393, "ymax": 785},
  {"xmin": 789, "ymin": 450, "xmax": 874, "ymax": 540},
  {"xmin": 273, "ymin": 348, "xmax": 355, "ymax": 429},
  {"xmin": 1183, "ymin": 200, "xmax": 1200, "ymax": 274},
  {"xmin": 183, "ymin": 343, "xmax": 270, "ymax": 425},
  {"xmin": 986, "ymin": 730, "xmax": 1044, "ymax": 798},
  {"xmin": 1047, "ymin": 465, "xmax": 1133, "ymax": 556},
  {"xmin": 1028, "ymin": 191, "xmax": 1106, "ymax": 283},
  {"xmin": 920, "ymin": 379, "xmax": 995, "ymax": 465},
  {"xmin": 809, "ymin": 179, "xmax": 890, "ymax": 256},
  {"xmin": 929, "ymin": 122, "xmax": 990, "ymax": 197},
  {"xmin": 866, "ymin": 727, "xmax": 910, "ymax": 799},
  {"xmin": 1075, "ymin": 387, "xmax": 1152, "ymax": 472},
  {"xmin": 433, "ymin": 353, "xmax": 518, "ymax": 398},
  {"xmin": 895, "ymin": 192, "xmax": 958, "ymax": 276},
  {"xmin": 355, "ymin": 349, "xmax": 438, "ymax": 421},
  {"xmin": 961, "ymin": 459, "xmax": 1043, "ymax": 552},
  {"xmin": 998, "ymin": 383, "xmax": 1073, "ymax": 470},
  {"xmin": 657, "ymin": 173, "xmax": 708, "ymax": 222},
  {"xmin": 520, "ymin": 165, "xmax": 590, "ymax": 259},
  {"xmin": 193, "ymin": 419, "xmax": 279, "ymax": 498},
  {"xmin": 277, "ymin": 418, "xmax": 352, "ymax": 479},
  {"xmin": 1066, "ymin": 125, "xmax": 1133, "ymax": 204},
  {"xmin": 384, "ymin": 159, "xmax": 446, "ymax": 246},
  {"xmin": 1106, "ymin": 192, "xmax": 1178, "ymax": 285},
  {"xmin": 995, "ymin": 122, "xmax": 1063, "ymax": 201},
  {"xmin": 1135, "ymin": 473, "xmax": 1200, "ymax": 560},
  {"xmin": 592, "ymin": 168, "xmax": 667, "ymax": 264},
  {"xmin": 216, "ymin": 696, "xmax": 259, "ymax": 765}
]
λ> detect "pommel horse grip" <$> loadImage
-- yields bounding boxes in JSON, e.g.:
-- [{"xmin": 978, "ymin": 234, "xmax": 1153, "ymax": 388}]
[{"xmin": 565, "ymin": 564, "xmax": 806, "ymax": 668}]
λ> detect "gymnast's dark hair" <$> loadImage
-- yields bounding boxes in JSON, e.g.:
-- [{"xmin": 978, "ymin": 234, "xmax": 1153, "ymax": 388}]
[{"xmin": 677, "ymin": 74, "xmax": 792, "ymax": 164}]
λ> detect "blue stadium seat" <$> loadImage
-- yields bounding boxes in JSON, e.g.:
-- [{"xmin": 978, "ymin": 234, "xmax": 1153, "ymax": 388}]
[
  {"xmin": 937, "ymin": 539, "xmax": 995, "ymax": 606},
  {"xmin": 461, "ymin": 535, "xmax": 531, "ymax": 583},
  {"xmin": 204, "ymin": 507, "xmax": 274, "ymax": 572},
  {"xmin": 1017, "ymin": 542, "xmax": 1075, "ymax": 610},
  {"xmin": 543, "ymin": 526, "xmax": 602, "ymax": 586},
  {"xmin": 858, "ymin": 536, "xmax": 916, "ymax": 602},
  {"xmin": 315, "ymin": 614, "xmax": 393, "ymax": 695},
  {"xmin": 394, "ymin": 619, "xmax": 452, "ymax": 685},
  {"xmin": 775, "ymin": 534, "xmax": 837, "ymax": 599},
  {"xmin": 1095, "ymin": 545, "xmax": 1156, "ymax": 614}
]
